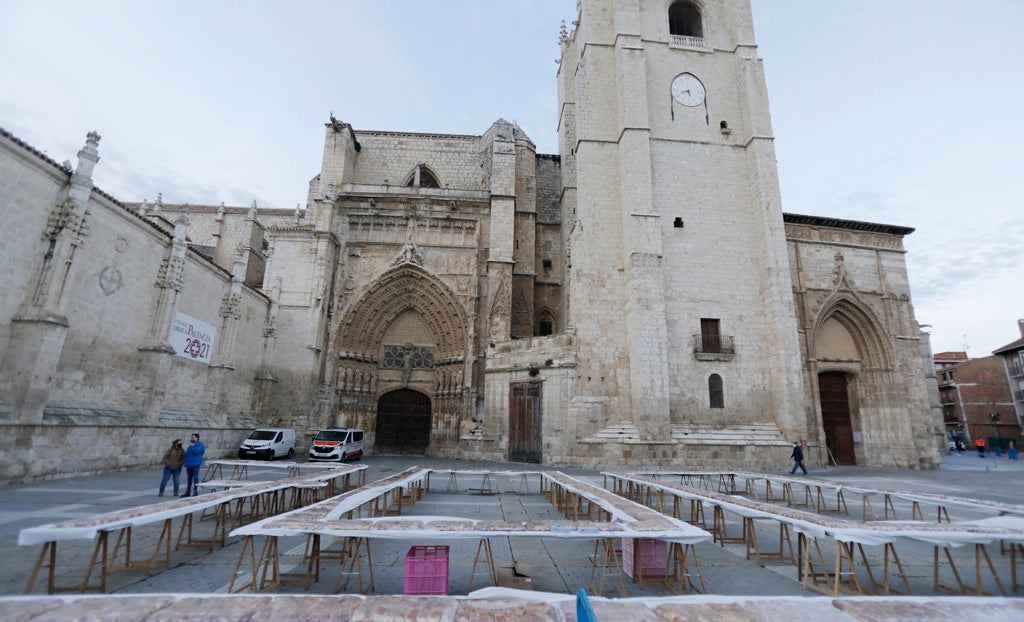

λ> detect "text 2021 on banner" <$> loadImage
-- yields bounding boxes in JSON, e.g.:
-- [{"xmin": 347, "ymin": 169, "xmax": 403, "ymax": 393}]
[{"xmin": 169, "ymin": 312, "xmax": 216, "ymax": 364}]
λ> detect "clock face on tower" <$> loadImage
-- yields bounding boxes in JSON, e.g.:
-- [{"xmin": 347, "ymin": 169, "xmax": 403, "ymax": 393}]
[{"xmin": 671, "ymin": 73, "xmax": 706, "ymax": 107}]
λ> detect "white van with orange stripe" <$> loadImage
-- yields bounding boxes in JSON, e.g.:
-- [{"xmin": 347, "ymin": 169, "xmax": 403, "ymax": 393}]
[{"xmin": 307, "ymin": 427, "xmax": 364, "ymax": 462}]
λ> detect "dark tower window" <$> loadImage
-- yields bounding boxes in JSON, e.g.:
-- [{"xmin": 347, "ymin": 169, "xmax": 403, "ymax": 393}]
[
  {"xmin": 669, "ymin": 2, "xmax": 703, "ymax": 38},
  {"xmin": 709, "ymin": 374, "xmax": 724, "ymax": 409},
  {"xmin": 405, "ymin": 164, "xmax": 441, "ymax": 188},
  {"xmin": 537, "ymin": 310, "xmax": 555, "ymax": 337},
  {"xmin": 419, "ymin": 169, "xmax": 440, "ymax": 188}
]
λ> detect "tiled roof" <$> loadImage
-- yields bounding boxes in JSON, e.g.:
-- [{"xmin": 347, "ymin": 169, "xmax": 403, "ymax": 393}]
[
  {"xmin": 783, "ymin": 212, "xmax": 915, "ymax": 236},
  {"xmin": 993, "ymin": 337, "xmax": 1024, "ymax": 355}
]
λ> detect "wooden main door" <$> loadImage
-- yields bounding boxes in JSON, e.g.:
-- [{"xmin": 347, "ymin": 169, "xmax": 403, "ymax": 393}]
[
  {"xmin": 818, "ymin": 372, "xmax": 856, "ymax": 465},
  {"xmin": 375, "ymin": 389, "xmax": 431, "ymax": 454},
  {"xmin": 509, "ymin": 382, "xmax": 542, "ymax": 463}
]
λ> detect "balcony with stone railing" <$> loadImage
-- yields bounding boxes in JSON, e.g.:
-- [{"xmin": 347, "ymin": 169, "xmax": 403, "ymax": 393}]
[{"xmin": 671, "ymin": 34, "xmax": 705, "ymax": 49}]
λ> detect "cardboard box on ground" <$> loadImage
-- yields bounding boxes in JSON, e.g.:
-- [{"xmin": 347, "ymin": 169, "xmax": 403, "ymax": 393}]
[{"xmin": 497, "ymin": 562, "xmax": 533, "ymax": 590}]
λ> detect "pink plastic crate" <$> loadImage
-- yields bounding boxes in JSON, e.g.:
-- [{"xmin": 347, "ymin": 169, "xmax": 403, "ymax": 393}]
[
  {"xmin": 404, "ymin": 545, "xmax": 449, "ymax": 595},
  {"xmin": 622, "ymin": 537, "xmax": 668, "ymax": 580}
]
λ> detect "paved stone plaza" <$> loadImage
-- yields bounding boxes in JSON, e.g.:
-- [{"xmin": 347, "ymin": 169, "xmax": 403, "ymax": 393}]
[{"xmin": 1, "ymin": 454, "xmax": 1022, "ymax": 601}]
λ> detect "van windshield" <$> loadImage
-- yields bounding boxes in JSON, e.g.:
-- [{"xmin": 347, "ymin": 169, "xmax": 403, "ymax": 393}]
[
  {"xmin": 247, "ymin": 430, "xmax": 277, "ymax": 441},
  {"xmin": 314, "ymin": 430, "xmax": 349, "ymax": 442}
]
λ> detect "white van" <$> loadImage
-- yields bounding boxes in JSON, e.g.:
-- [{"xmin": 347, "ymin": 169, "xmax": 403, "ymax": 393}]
[
  {"xmin": 238, "ymin": 428, "xmax": 296, "ymax": 460},
  {"xmin": 307, "ymin": 427, "xmax": 364, "ymax": 462}
]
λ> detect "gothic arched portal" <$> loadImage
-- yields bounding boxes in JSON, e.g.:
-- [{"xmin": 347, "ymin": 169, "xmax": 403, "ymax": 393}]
[
  {"xmin": 376, "ymin": 389, "xmax": 431, "ymax": 454},
  {"xmin": 810, "ymin": 295, "xmax": 893, "ymax": 466},
  {"xmin": 333, "ymin": 263, "xmax": 469, "ymax": 453}
]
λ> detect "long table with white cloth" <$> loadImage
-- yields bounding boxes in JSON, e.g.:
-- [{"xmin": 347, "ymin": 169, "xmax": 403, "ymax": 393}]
[
  {"xmin": 19, "ymin": 462, "xmax": 365, "ymax": 594},
  {"xmin": 604, "ymin": 471, "xmax": 1024, "ymax": 596},
  {"xmin": 229, "ymin": 468, "xmax": 712, "ymax": 596}
]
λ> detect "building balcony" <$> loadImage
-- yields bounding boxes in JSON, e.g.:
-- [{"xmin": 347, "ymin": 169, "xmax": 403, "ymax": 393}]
[
  {"xmin": 670, "ymin": 34, "xmax": 705, "ymax": 49},
  {"xmin": 692, "ymin": 334, "xmax": 734, "ymax": 361}
]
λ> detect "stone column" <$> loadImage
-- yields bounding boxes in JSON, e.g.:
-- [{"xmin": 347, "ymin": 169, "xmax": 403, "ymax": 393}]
[
  {"xmin": 212, "ymin": 246, "xmax": 244, "ymax": 370},
  {"xmin": 252, "ymin": 278, "xmax": 280, "ymax": 416},
  {"xmin": 136, "ymin": 209, "xmax": 189, "ymax": 421},
  {"xmin": 1, "ymin": 132, "xmax": 98, "ymax": 423},
  {"xmin": 485, "ymin": 120, "xmax": 517, "ymax": 343}
]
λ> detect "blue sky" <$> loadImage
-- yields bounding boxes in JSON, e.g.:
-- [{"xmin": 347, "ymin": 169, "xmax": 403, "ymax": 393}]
[{"xmin": 1, "ymin": 0, "xmax": 1021, "ymax": 356}]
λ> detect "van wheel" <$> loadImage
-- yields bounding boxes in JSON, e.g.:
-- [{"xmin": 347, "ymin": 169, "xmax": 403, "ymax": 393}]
[{"xmin": 287, "ymin": 448, "xmax": 294, "ymax": 459}]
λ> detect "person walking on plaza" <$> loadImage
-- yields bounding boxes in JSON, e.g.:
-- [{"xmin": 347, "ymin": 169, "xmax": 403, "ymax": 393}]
[
  {"xmin": 789, "ymin": 441, "xmax": 808, "ymax": 475},
  {"xmin": 182, "ymin": 433, "xmax": 205, "ymax": 497},
  {"xmin": 975, "ymin": 437, "xmax": 985, "ymax": 457},
  {"xmin": 158, "ymin": 438, "xmax": 185, "ymax": 497}
]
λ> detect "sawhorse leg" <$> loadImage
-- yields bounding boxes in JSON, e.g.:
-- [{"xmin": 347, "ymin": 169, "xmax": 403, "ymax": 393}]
[{"xmin": 467, "ymin": 538, "xmax": 497, "ymax": 591}]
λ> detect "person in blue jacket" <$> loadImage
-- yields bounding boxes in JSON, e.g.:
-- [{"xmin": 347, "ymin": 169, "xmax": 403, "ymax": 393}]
[{"xmin": 182, "ymin": 433, "xmax": 205, "ymax": 497}]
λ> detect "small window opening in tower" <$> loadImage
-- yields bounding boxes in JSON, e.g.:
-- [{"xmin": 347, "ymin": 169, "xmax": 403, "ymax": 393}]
[
  {"xmin": 419, "ymin": 169, "xmax": 440, "ymax": 188},
  {"xmin": 537, "ymin": 310, "xmax": 555, "ymax": 337},
  {"xmin": 709, "ymin": 373, "xmax": 724, "ymax": 409},
  {"xmin": 673, "ymin": 217, "xmax": 684, "ymax": 229},
  {"xmin": 669, "ymin": 2, "xmax": 703, "ymax": 38},
  {"xmin": 542, "ymin": 259, "xmax": 552, "ymax": 276}
]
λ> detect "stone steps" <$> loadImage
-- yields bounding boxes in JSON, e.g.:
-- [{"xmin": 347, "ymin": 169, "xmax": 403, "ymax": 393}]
[{"xmin": 583, "ymin": 422, "xmax": 789, "ymax": 446}]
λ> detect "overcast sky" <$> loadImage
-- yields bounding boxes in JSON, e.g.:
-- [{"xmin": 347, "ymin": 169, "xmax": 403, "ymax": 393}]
[{"xmin": 1, "ymin": 0, "xmax": 1021, "ymax": 357}]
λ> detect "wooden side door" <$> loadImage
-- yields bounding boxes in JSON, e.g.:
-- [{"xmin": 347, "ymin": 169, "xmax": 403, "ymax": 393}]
[
  {"xmin": 818, "ymin": 372, "xmax": 856, "ymax": 465},
  {"xmin": 509, "ymin": 382, "xmax": 542, "ymax": 463}
]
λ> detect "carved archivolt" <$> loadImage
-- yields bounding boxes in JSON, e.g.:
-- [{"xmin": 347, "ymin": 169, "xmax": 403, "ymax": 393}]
[
  {"xmin": 809, "ymin": 296, "xmax": 893, "ymax": 370},
  {"xmin": 335, "ymin": 264, "xmax": 468, "ymax": 360}
]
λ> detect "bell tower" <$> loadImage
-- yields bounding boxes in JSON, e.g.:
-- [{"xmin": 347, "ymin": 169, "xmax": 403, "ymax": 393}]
[{"xmin": 558, "ymin": 0, "xmax": 808, "ymax": 444}]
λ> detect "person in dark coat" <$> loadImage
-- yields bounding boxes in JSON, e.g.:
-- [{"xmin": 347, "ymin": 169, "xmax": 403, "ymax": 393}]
[
  {"xmin": 789, "ymin": 441, "xmax": 808, "ymax": 475},
  {"xmin": 158, "ymin": 438, "xmax": 185, "ymax": 496}
]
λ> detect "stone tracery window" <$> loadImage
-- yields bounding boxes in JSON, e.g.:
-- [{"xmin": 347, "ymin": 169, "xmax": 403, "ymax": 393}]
[
  {"xmin": 405, "ymin": 164, "xmax": 441, "ymax": 188},
  {"xmin": 382, "ymin": 344, "xmax": 435, "ymax": 369}
]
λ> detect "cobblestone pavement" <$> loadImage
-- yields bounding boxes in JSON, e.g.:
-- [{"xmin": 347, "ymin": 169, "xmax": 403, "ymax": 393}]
[{"xmin": 2, "ymin": 453, "xmax": 1022, "ymax": 599}]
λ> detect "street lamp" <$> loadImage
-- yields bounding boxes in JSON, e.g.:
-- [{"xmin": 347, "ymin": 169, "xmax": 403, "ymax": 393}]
[{"xmin": 990, "ymin": 412, "xmax": 1001, "ymax": 452}]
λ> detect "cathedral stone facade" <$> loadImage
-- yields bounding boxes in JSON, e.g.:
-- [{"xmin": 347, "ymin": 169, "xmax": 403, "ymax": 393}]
[{"xmin": 0, "ymin": 0, "xmax": 943, "ymax": 483}]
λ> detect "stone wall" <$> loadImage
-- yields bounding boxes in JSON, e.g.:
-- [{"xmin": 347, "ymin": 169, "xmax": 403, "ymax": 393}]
[{"xmin": 0, "ymin": 128, "xmax": 270, "ymax": 484}]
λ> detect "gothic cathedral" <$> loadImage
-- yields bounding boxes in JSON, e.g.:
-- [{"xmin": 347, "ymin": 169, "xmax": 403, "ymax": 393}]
[{"xmin": 0, "ymin": 1, "xmax": 943, "ymax": 483}]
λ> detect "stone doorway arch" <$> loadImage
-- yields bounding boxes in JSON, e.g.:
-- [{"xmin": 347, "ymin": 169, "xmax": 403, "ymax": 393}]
[
  {"xmin": 809, "ymin": 295, "xmax": 895, "ymax": 466},
  {"xmin": 375, "ymin": 389, "xmax": 431, "ymax": 454},
  {"xmin": 332, "ymin": 263, "xmax": 470, "ymax": 453}
]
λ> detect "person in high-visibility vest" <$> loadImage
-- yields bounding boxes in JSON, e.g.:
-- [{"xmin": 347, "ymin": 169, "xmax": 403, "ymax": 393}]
[{"xmin": 974, "ymin": 437, "xmax": 985, "ymax": 457}]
